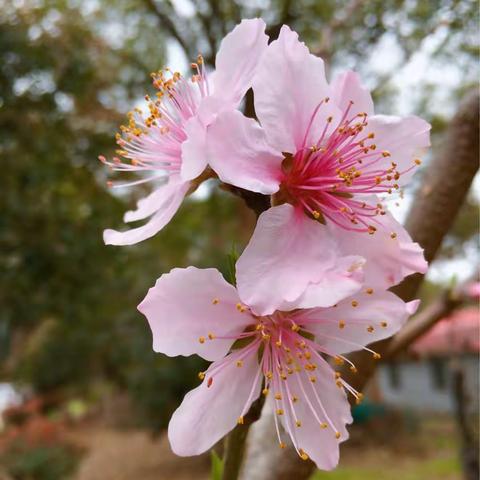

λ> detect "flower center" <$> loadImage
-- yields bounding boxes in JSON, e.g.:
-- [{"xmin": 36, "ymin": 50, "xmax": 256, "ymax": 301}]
[
  {"xmin": 273, "ymin": 99, "xmax": 421, "ymax": 233},
  {"xmin": 99, "ymin": 55, "xmax": 210, "ymax": 189}
]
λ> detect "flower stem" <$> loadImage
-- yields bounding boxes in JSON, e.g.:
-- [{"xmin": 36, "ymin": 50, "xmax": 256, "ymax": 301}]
[{"xmin": 221, "ymin": 395, "xmax": 265, "ymax": 480}]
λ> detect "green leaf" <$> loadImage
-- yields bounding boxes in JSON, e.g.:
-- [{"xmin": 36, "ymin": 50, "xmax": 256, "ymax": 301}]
[
  {"xmin": 210, "ymin": 450, "xmax": 224, "ymax": 480},
  {"xmin": 226, "ymin": 243, "xmax": 239, "ymax": 286}
]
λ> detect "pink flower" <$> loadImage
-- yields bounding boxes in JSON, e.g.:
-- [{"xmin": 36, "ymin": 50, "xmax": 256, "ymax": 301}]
[
  {"xmin": 207, "ymin": 25, "xmax": 430, "ymax": 303},
  {"xmin": 138, "ymin": 266, "xmax": 419, "ymax": 470},
  {"xmin": 101, "ymin": 19, "xmax": 268, "ymax": 245}
]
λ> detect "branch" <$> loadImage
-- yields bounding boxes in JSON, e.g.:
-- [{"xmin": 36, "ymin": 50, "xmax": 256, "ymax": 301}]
[
  {"xmin": 386, "ymin": 290, "xmax": 462, "ymax": 359},
  {"xmin": 144, "ymin": 0, "xmax": 194, "ymax": 59},
  {"xmin": 239, "ymin": 90, "xmax": 479, "ymax": 480}
]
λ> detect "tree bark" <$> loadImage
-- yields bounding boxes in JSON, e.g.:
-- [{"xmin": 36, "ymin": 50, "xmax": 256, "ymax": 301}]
[{"xmin": 239, "ymin": 90, "xmax": 479, "ymax": 480}]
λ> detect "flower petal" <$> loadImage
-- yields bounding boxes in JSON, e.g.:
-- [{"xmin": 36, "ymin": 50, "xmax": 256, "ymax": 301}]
[
  {"xmin": 207, "ymin": 110, "xmax": 283, "ymax": 194},
  {"xmin": 279, "ymin": 254, "xmax": 364, "ymax": 311},
  {"xmin": 280, "ymin": 356, "xmax": 351, "ymax": 470},
  {"xmin": 329, "ymin": 212, "xmax": 428, "ymax": 289},
  {"xmin": 168, "ymin": 348, "xmax": 262, "ymax": 456},
  {"xmin": 138, "ymin": 267, "xmax": 250, "ymax": 361},
  {"xmin": 253, "ymin": 25, "xmax": 338, "ymax": 153},
  {"xmin": 330, "ymin": 70, "xmax": 374, "ymax": 117},
  {"xmin": 213, "ymin": 18, "xmax": 268, "ymax": 105},
  {"xmin": 236, "ymin": 204, "xmax": 363, "ymax": 315},
  {"xmin": 366, "ymin": 114, "xmax": 431, "ymax": 184},
  {"xmin": 103, "ymin": 181, "xmax": 189, "ymax": 246},
  {"xmin": 299, "ymin": 290, "xmax": 414, "ymax": 355}
]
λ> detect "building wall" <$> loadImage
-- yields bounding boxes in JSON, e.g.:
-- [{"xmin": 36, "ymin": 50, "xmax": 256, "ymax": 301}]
[{"xmin": 378, "ymin": 355, "xmax": 479, "ymax": 413}]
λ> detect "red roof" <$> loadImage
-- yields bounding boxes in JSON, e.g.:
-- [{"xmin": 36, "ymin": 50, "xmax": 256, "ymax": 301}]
[{"xmin": 411, "ymin": 307, "xmax": 480, "ymax": 356}]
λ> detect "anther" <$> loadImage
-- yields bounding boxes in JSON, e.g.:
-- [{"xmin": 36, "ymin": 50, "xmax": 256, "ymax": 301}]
[
  {"xmin": 335, "ymin": 432, "xmax": 341, "ymax": 439},
  {"xmin": 276, "ymin": 409, "xmax": 284, "ymax": 416},
  {"xmin": 208, "ymin": 333, "xmax": 215, "ymax": 340},
  {"xmin": 365, "ymin": 288, "xmax": 374, "ymax": 295},
  {"xmin": 236, "ymin": 360, "xmax": 243, "ymax": 367},
  {"xmin": 320, "ymin": 423, "xmax": 328, "ymax": 429},
  {"xmin": 339, "ymin": 320, "xmax": 346, "ymax": 329},
  {"xmin": 350, "ymin": 366, "xmax": 358, "ymax": 373},
  {"xmin": 262, "ymin": 388, "xmax": 269, "ymax": 396},
  {"xmin": 414, "ymin": 158, "xmax": 422, "ymax": 165},
  {"xmin": 312, "ymin": 210, "xmax": 321, "ymax": 219},
  {"xmin": 351, "ymin": 300, "xmax": 358, "ymax": 307},
  {"xmin": 299, "ymin": 449, "xmax": 309, "ymax": 461},
  {"xmin": 274, "ymin": 393, "xmax": 282, "ymax": 400},
  {"xmin": 367, "ymin": 326, "xmax": 375, "ymax": 333},
  {"xmin": 212, "ymin": 298, "xmax": 219, "ymax": 305},
  {"xmin": 373, "ymin": 353, "xmax": 381, "ymax": 360},
  {"xmin": 390, "ymin": 232, "xmax": 397, "ymax": 239},
  {"xmin": 198, "ymin": 336, "xmax": 206, "ymax": 344},
  {"xmin": 380, "ymin": 321, "xmax": 388, "ymax": 328},
  {"xmin": 198, "ymin": 371, "xmax": 205, "ymax": 380},
  {"xmin": 237, "ymin": 416, "xmax": 244, "ymax": 425},
  {"xmin": 296, "ymin": 420, "xmax": 302, "ymax": 427}
]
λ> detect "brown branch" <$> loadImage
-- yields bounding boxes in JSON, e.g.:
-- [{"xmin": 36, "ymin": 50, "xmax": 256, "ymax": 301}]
[
  {"xmin": 386, "ymin": 290, "xmax": 462, "ymax": 359},
  {"xmin": 239, "ymin": 90, "xmax": 479, "ymax": 480},
  {"xmin": 143, "ymin": 0, "xmax": 194, "ymax": 59}
]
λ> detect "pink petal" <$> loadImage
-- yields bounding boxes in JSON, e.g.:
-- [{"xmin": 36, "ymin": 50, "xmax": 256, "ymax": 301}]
[
  {"xmin": 366, "ymin": 114, "xmax": 431, "ymax": 184},
  {"xmin": 168, "ymin": 349, "xmax": 261, "ymax": 456},
  {"xmin": 207, "ymin": 110, "xmax": 283, "ymax": 194},
  {"xmin": 103, "ymin": 181, "xmax": 189, "ymax": 246},
  {"xmin": 330, "ymin": 70, "xmax": 374, "ymax": 117},
  {"xmin": 137, "ymin": 267, "xmax": 250, "ymax": 361},
  {"xmin": 253, "ymin": 25, "xmax": 339, "ymax": 153},
  {"xmin": 329, "ymin": 212, "xmax": 428, "ymax": 289},
  {"xmin": 123, "ymin": 178, "xmax": 183, "ymax": 223},
  {"xmin": 180, "ymin": 115, "xmax": 208, "ymax": 182},
  {"xmin": 280, "ymin": 356, "xmax": 352, "ymax": 470},
  {"xmin": 279, "ymin": 255, "xmax": 364, "ymax": 311},
  {"xmin": 299, "ymin": 290, "xmax": 414, "ymax": 355},
  {"xmin": 213, "ymin": 18, "xmax": 268, "ymax": 105},
  {"xmin": 236, "ymin": 204, "xmax": 363, "ymax": 315}
]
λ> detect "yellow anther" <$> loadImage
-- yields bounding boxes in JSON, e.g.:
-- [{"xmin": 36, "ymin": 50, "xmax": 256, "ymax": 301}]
[
  {"xmin": 367, "ymin": 326, "xmax": 375, "ymax": 333},
  {"xmin": 237, "ymin": 416, "xmax": 244, "ymax": 425},
  {"xmin": 276, "ymin": 409, "xmax": 284, "ymax": 416},
  {"xmin": 327, "ymin": 116, "xmax": 333, "ymax": 123},
  {"xmin": 334, "ymin": 356, "xmax": 344, "ymax": 365},
  {"xmin": 382, "ymin": 150, "xmax": 391, "ymax": 157},
  {"xmin": 414, "ymin": 158, "xmax": 422, "ymax": 165},
  {"xmin": 365, "ymin": 288, "xmax": 374, "ymax": 295},
  {"xmin": 208, "ymin": 333, "xmax": 215, "ymax": 340},
  {"xmin": 198, "ymin": 371, "xmax": 205, "ymax": 380},
  {"xmin": 274, "ymin": 393, "xmax": 282, "ymax": 401},
  {"xmin": 212, "ymin": 298, "xmax": 219, "ymax": 305},
  {"xmin": 279, "ymin": 442, "xmax": 286, "ymax": 449},
  {"xmin": 236, "ymin": 360, "xmax": 243, "ymax": 367},
  {"xmin": 280, "ymin": 373, "xmax": 287, "ymax": 380},
  {"xmin": 375, "ymin": 176, "xmax": 382, "ymax": 185},
  {"xmin": 312, "ymin": 210, "xmax": 321, "ymax": 219},
  {"xmin": 381, "ymin": 321, "xmax": 388, "ymax": 328},
  {"xmin": 335, "ymin": 432, "xmax": 341, "ymax": 439},
  {"xmin": 292, "ymin": 396, "xmax": 299, "ymax": 403},
  {"xmin": 320, "ymin": 422, "xmax": 328, "ymax": 429},
  {"xmin": 373, "ymin": 352, "xmax": 382, "ymax": 360},
  {"xmin": 291, "ymin": 323, "xmax": 300, "ymax": 332},
  {"xmin": 368, "ymin": 225, "xmax": 377, "ymax": 235},
  {"xmin": 309, "ymin": 376, "xmax": 316, "ymax": 383},
  {"xmin": 266, "ymin": 371, "xmax": 273, "ymax": 379},
  {"xmin": 351, "ymin": 300, "xmax": 358, "ymax": 307},
  {"xmin": 338, "ymin": 320, "xmax": 346, "ymax": 329},
  {"xmin": 296, "ymin": 420, "xmax": 302, "ymax": 427},
  {"xmin": 390, "ymin": 232, "xmax": 397, "ymax": 239},
  {"xmin": 262, "ymin": 388, "xmax": 269, "ymax": 396},
  {"xmin": 275, "ymin": 340, "xmax": 282, "ymax": 347},
  {"xmin": 198, "ymin": 336, "xmax": 206, "ymax": 344},
  {"xmin": 356, "ymin": 393, "xmax": 365, "ymax": 405},
  {"xmin": 350, "ymin": 365, "xmax": 358, "ymax": 374},
  {"xmin": 304, "ymin": 351, "xmax": 312, "ymax": 360},
  {"xmin": 299, "ymin": 449, "xmax": 309, "ymax": 461},
  {"xmin": 336, "ymin": 379, "xmax": 343, "ymax": 388}
]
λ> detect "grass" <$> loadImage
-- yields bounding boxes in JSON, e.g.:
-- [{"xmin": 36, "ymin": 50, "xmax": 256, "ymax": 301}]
[{"xmin": 311, "ymin": 456, "xmax": 460, "ymax": 480}]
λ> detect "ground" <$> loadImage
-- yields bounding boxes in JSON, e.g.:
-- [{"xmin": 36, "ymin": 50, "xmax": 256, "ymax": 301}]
[{"xmin": 67, "ymin": 415, "xmax": 462, "ymax": 480}]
